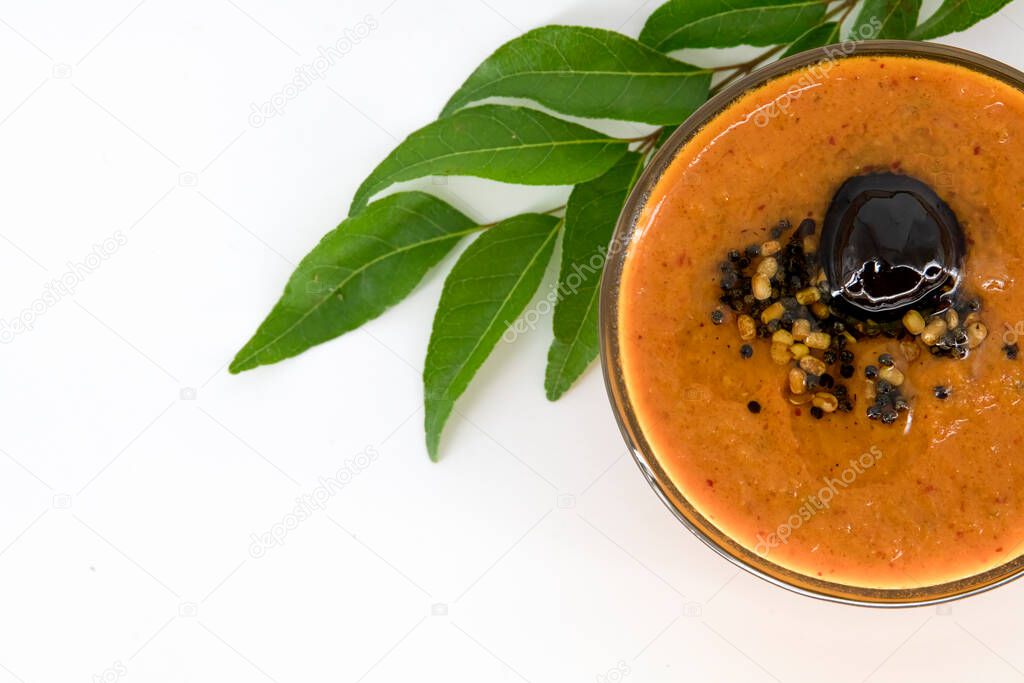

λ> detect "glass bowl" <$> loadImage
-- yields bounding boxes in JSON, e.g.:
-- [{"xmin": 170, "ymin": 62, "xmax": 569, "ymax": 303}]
[{"xmin": 599, "ymin": 40, "xmax": 1024, "ymax": 607}]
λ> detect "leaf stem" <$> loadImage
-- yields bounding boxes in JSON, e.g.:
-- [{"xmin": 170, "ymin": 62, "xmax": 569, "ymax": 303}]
[
  {"xmin": 706, "ymin": 0, "xmax": 859, "ymax": 94},
  {"xmin": 478, "ymin": 204, "xmax": 566, "ymax": 230},
  {"xmin": 635, "ymin": 129, "xmax": 662, "ymax": 155},
  {"xmin": 833, "ymin": 0, "xmax": 859, "ymax": 28},
  {"xmin": 708, "ymin": 44, "xmax": 790, "ymax": 95}
]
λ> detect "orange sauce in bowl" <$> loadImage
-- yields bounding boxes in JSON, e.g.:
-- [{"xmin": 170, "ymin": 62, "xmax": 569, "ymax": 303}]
[{"xmin": 619, "ymin": 55, "xmax": 1024, "ymax": 588}]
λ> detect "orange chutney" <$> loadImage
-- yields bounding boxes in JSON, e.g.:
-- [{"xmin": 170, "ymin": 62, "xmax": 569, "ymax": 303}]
[{"xmin": 619, "ymin": 55, "xmax": 1024, "ymax": 588}]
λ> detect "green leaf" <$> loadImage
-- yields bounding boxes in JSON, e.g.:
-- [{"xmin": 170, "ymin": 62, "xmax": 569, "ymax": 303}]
[
  {"xmin": 851, "ymin": 0, "xmax": 921, "ymax": 39},
  {"xmin": 545, "ymin": 152, "xmax": 645, "ymax": 401},
  {"xmin": 441, "ymin": 26, "xmax": 712, "ymax": 125},
  {"xmin": 911, "ymin": 0, "xmax": 1010, "ymax": 38},
  {"xmin": 231, "ymin": 192, "xmax": 476, "ymax": 374},
  {"xmin": 640, "ymin": 0, "xmax": 828, "ymax": 52},
  {"xmin": 782, "ymin": 21, "xmax": 840, "ymax": 56},
  {"xmin": 350, "ymin": 105, "xmax": 629, "ymax": 213},
  {"xmin": 654, "ymin": 124, "xmax": 679, "ymax": 150},
  {"xmin": 424, "ymin": 213, "xmax": 560, "ymax": 459}
]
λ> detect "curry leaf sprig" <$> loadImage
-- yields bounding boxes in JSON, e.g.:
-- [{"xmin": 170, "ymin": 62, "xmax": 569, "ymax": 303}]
[{"xmin": 232, "ymin": 0, "xmax": 1012, "ymax": 460}]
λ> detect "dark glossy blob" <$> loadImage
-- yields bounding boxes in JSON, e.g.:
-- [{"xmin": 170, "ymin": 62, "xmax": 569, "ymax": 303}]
[{"xmin": 821, "ymin": 173, "xmax": 965, "ymax": 317}]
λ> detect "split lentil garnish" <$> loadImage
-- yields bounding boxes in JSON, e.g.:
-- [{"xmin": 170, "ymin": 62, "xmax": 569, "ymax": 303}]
[
  {"xmin": 714, "ymin": 216, "xmax": 993, "ymax": 424},
  {"xmin": 865, "ymin": 353, "xmax": 911, "ymax": 423}
]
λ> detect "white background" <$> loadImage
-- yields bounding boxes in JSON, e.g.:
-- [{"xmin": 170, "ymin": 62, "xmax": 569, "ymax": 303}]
[{"xmin": 3, "ymin": 1, "xmax": 1024, "ymax": 681}]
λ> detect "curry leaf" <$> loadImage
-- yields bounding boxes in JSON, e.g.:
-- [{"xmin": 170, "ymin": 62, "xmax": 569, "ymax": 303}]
[
  {"xmin": 655, "ymin": 124, "xmax": 679, "ymax": 150},
  {"xmin": 640, "ymin": 0, "xmax": 827, "ymax": 52},
  {"xmin": 424, "ymin": 214, "xmax": 560, "ymax": 460},
  {"xmin": 442, "ymin": 26, "xmax": 712, "ymax": 125},
  {"xmin": 350, "ymin": 105, "xmax": 629, "ymax": 213},
  {"xmin": 231, "ymin": 192, "xmax": 476, "ymax": 374},
  {"xmin": 912, "ymin": 0, "xmax": 1012, "ymax": 38},
  {"xmin": 852, "ymin": 0, "xmax": 921, "ymax": 39},
  {"xmin": 782, "ymin": 21, "xmax": 840, "ymax": 56},
  {"xmin": 545, "ymin": 152, "xmax": 645, "ymax": 401}
]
